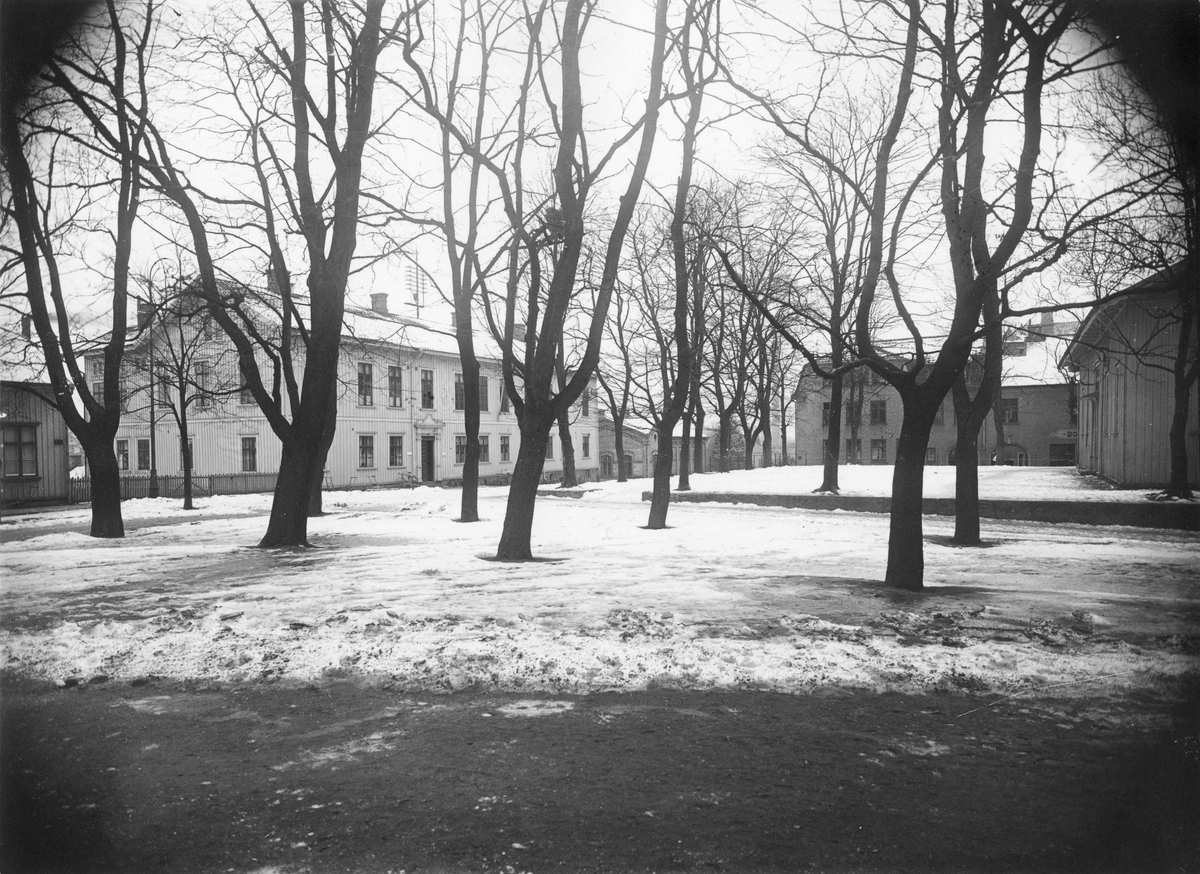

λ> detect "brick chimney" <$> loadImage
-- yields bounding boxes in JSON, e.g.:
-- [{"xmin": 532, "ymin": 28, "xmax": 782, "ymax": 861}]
[{"xmin": 370, "ymin": 293, "xmax": 388, "ymax": 314}]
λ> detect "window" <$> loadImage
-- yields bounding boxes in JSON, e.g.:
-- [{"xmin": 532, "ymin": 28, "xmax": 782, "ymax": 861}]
[
  {"xmin": 358, "ymin": 435, "xmax": 375, "ymax": 469},
  {"xmin": 948, "ymin": 448, "xmax": 958, "ymax": 465},
  {"xmin": 421, "ymin": 370, "xmax": 434, "ymax": 408},
  {"xmin": 194, "ymin": 361, "xmax": 210, "ymax": 408},
  {"xmin": 116, "ymin": 439, "xmax": 129, "ymax": 471},
  {"xmin": 137, "ymin": 439, "xmax": 150, "ymax": 471},
  {"xmin": 500, "ymin": 387, "xmax": 510, "ymax": 413},
  {"xmin": 500, "ymin": 434, "xmax": 510, "ymax": 462},
  {"xmin": 934, "ymin": 405, "xmax": 944, "ymax": 425},
  {"xmin": 925, "ymin": 447, "xmax": 937, "ymax": 464},
  {"xmin": 601, "ymin": 455, "xmax": 612, "ymax": 477},
  {"xmin": 822, "ymin": 402, "xmax": 831, "ymax": 426},
  {"xmin": 845, "ymin": 438, "xmax": 861, "ymax": 462},
  {"xmin": 545, "ymin": 437, "xmax": 554, "ymax": 459},
  {"xmin": 358, "ymin": 362, "xmax": 374, "ymax": 406},
  {"xmin": 1000, "ymin": 397, "xmax": 1019, "ymax": 424},
  {"xmin": 478, "ymin": 375, "xmax": 489, "ymax": 412},
  {"xmin": 240, "ymin": 385, "xmax": 255, "ymax": 405},
  {"xmin": 623, "ymin": 454, "xmax": 633, "ymax": 478},
  {"xmin": 92, "ymin": 382, "xmax": 105, "ymax": 406},
  {"xmin": 582, "ymin": 434, "xmax": 590, "ymax": 458},
  {"xmin": 479, "ymin": 435, "xmax": 490, "ymax": 463},
  {"xmin": 454, "ymin": 373, "xmax": 465, "ymax": 410},
  {"xmin": 455, "ymin": 434, "xmax": 467, "ymax": 465},
  {"xmin": 241, "ymin": 436, "xmax": 257, "ymax": 472},
  {"xmin": 2, "ymin": 425, "xmax": 38, "ymax": 477},
  {"xmin": 389, "ymin": 366, "xmax": 403, "ymax": 407},
  {"xmin": 389, "ymin": 435, "xmax": 404, "ymax": 467},
  {"xmin": 870, "ymin": 438, "xmax": 887, "ymax": 463},
  {"xmin": 870, "ymin": 399, "xmax": 887, "ymax": 425},
  {"xmin": 90, "ymin": 357, "xmax": 104, "ymax": 379}
]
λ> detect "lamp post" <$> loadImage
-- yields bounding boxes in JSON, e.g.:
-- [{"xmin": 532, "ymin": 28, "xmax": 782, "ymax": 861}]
[
  {"xmin": 0, "ymin": 411, "xmax": 7, "ymax": 521},
  {"xmin": 148, "ymin": 314, "xmax": 160, "ymax": 499}
]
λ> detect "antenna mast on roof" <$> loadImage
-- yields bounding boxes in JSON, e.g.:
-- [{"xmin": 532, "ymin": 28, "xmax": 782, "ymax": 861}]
[{"xmin": 406, "ymin": 261, "xmax": 427, "ymax": 319}]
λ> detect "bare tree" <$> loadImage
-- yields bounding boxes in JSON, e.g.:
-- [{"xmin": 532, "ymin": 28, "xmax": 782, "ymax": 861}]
[
  {"xmin": 643, "ymin": 0, "xmax": 719, "ymax": 528},
  {"xmin": 460, "ymin": 0, "xmax": 671, "ymax": 560},
  {"xmin": 720, "ymin": 0, "xmax": 1086, "ymax": 589},
  {"xmin": 133, "ymin": 269, "xmax": 243, "ymax": 510},
  {"xmin": 0, "ymin": 0, "xmax": 155, "ymax": 538},
  {"xmin": 110, "ymin": 0, "xmax": 401, "ymax": 547},
  {"xmin": 396, "ymin": 0, "xmax": 518, "ymax": 522}
]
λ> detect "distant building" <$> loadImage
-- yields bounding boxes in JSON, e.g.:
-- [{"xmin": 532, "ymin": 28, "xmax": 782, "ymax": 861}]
[
  {"xmin": 1, "ymin": 380, "xmax": 71, "ymax": 506},
  {"xmin": 793, "ymin": 315, "xmax": 1080, "ymax": 467},
  {"xmin": 87, "ymin": 288, "xmax": 599, "ymax": 494},
  {"xmin": 598, "ymin": 416, "xmax": 652, "ymax": 479},
  {"xmin": 1062, "ymin": 267, "xmax": 1199, "ymax": 488}
]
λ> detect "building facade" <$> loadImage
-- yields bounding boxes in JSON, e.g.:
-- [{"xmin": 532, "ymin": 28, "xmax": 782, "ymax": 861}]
[
  {"xmin": 793, "ymin": 317, "xmax": 1080, "ymax": 468},
  {"xmin": 598, "ymin": 416, "xmax": 653, "ymax": 479},
  {"xmin": 1063, "ymin": 270, "xmax": 1199, "ymax": 488},
  {"xmin": 90, "ymin": 292, "xmax": 600, "ymax": 492},
  {"xmin": 1, "ymin": 380, "xmax": 71, "ymax": 506}
]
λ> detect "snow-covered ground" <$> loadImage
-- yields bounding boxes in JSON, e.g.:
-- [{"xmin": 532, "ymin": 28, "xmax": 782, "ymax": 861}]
[{"xmin": 2, "ymin": 466, "xmax": 1197, "ymax": 701}]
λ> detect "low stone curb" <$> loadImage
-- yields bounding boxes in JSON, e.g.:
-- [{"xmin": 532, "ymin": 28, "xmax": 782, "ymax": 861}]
[{"xmin": 642, "ymin": 490, "xmax": 1200, "ymax": 531}]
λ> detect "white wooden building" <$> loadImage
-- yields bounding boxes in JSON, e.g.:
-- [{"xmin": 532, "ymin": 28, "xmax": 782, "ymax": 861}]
[
  {"xmin": 93, "ymin": 291, "xmax": 600, "ymax": 492},
  {"xmin": 1, "ymin": 379, "xmax": 71, "ymax": 505},
  {"xmin": 1062, "ymin": 268, "xmax": 1199, "ymax": 488}
]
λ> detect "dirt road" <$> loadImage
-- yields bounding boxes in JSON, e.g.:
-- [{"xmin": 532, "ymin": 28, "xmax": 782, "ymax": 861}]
[{"xmin": 3, "ymin": 679, "xmax": 1197, "ymax": 873}]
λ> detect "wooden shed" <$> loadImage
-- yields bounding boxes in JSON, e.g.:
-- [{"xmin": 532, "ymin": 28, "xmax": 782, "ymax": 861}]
[
  {"xmin": 1, "ymin": 380, "xmax": 71, "ymax": 505},
  {"xmin": 1061, "ymin": 269, "xmax": 1199, "ymax": 489}
]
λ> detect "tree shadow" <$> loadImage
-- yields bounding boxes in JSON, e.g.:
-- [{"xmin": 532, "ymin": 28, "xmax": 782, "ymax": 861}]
[{"xmin": 477, "ymin": 554, "xmax": 568, "ymax": 564}]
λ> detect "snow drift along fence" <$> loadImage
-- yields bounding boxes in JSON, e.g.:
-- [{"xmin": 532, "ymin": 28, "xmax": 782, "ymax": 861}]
[{"xmin": 69, "ymin": 472, "xmax": 278, "ymax": 504}]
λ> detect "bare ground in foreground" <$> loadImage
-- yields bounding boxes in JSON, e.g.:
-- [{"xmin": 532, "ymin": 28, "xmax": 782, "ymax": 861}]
[{"xmin": 2, "ymin": 678, "xmax": 1198, "ymax": 874}]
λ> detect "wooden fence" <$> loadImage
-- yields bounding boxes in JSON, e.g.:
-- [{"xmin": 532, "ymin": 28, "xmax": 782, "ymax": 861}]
[{"xmin": 69, "ymin": 472, "xmax": 278, "ymax": 504}]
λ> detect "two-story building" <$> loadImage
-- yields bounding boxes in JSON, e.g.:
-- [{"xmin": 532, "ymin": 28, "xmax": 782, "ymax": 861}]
[{"xmin": 92, "ymin": 289, "xmax": 600, "ymax": 494}]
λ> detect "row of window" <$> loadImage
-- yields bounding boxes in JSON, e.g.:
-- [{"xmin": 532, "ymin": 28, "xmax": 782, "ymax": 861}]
[
  {"xmin": 112, "ymin": 429, "xmax": 595, "ymax": 475},
  {"xmin": 821, "ymin": 398, "xmax": 1022, "ymax": 428},
  {"xmin": 96, "ymin": 357, "xmax": 597, "ymax": 420}
]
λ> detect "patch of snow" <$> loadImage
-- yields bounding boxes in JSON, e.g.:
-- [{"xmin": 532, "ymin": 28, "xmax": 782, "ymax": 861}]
[{"xmin": 2, "ymin": 468, "xmax": 1196, "ymax": 702}]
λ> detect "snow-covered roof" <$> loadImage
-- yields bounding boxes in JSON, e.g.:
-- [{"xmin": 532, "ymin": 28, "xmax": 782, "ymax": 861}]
[
  {"xmin": 340, "ymin": 299, "xmax": 503, "ymax": 363},
  {"xmin": 1000, "ymin": 316, "xmax": 1078, "ymax": 387}
]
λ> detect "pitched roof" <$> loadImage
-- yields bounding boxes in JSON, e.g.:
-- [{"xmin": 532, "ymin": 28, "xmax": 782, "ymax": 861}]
[{"xmin": 1061, "ymin": 262, "xmax": 1193, "ymax": 370}]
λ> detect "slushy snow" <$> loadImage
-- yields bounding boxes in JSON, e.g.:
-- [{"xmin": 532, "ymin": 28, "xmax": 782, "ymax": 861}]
[{"xmin": 2, "ymin": 466, "xmax": 1196, "ymax": 700}]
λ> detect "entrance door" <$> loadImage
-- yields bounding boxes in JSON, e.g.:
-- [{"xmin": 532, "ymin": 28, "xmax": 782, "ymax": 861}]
[{"xmin": 421, "ymin": 436, "xmax": 436, "ymax": 482}]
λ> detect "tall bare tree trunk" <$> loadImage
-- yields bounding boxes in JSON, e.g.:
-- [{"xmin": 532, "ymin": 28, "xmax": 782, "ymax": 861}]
[
  {"xmin": 557, "ymin": 408, "xmax": 578, "ymax": 488},
  {"xmin": 884, "ymin": 399, "xmax": 940, "ymax": 590},
  {"xmin": 818, "ymin": 370, "xmax": 843, "ymax": 492},
  {"xmin": 80, "ymin": 433, "xmax": 125, "ymax": 538},
  {"xmin": 614, "ymin": 414, "xmax": 628, "ymax": 482},
  {"xmin": 496, "ymin": 419, "xmax": 551, "ymax": 560},
  {"xmin": 647, "ymin": 428, "xmax": 675, "ymax": 528},
  {"xmin": 180, "ymin": 407, "xmax": 193, "ymax": 510}
]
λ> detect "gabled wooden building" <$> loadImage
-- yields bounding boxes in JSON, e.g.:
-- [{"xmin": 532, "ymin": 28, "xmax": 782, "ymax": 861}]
[
  {"xmin": 1062, "ymin": 267, "xmax": 1199, "ymax": 489},
  {"xmin": 1, "ymin": 380, "xmax": 71, "ymax": 506}
]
